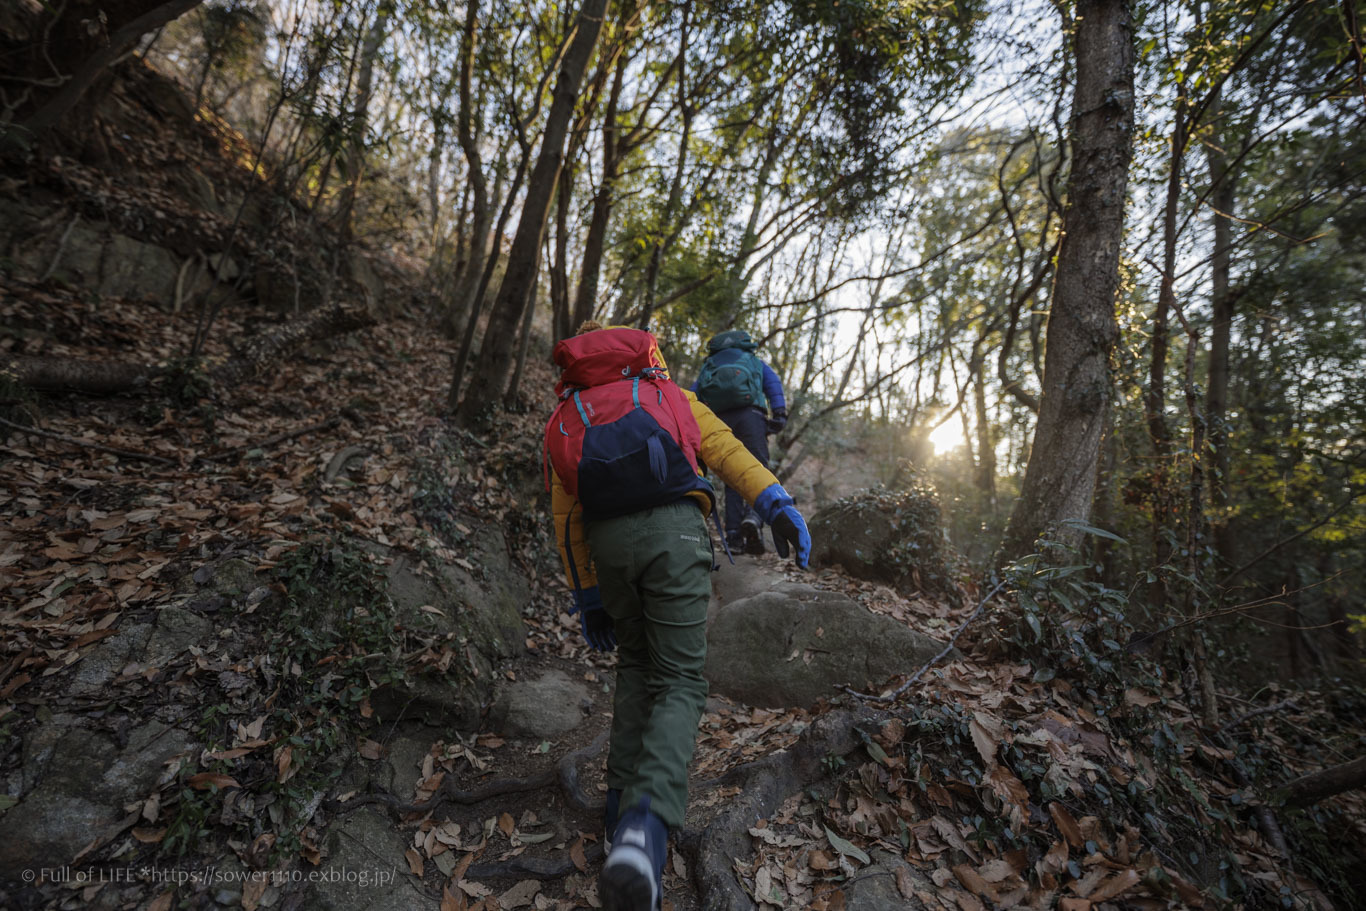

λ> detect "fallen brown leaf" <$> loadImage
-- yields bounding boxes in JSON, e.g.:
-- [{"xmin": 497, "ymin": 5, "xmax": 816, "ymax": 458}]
[
  {"xmin": 1090, "ymin": 869, "xmax": 1141, "ymax": 902},
  {"xmin": 570, "ymin": 837, "xmax": 588, "ymax": 874},
  {"xmin": 1049, "ymin": 802, "xmax": 1084, "ymax": 847},
  {"xmin": 187, "ymin": 772, "xmax": 239, "ymax": 790}
]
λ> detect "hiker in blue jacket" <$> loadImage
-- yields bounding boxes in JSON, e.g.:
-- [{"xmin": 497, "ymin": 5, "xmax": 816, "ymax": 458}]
[{"xmin": 692, "ymin": 329, "xmax": 788, "ymax": 554}]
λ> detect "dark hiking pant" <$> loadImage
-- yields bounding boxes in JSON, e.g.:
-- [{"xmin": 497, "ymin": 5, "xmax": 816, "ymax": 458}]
[
  {"xmin": 714, "ymin": 406, "xmax": 770, "ymax": 541},
  {"xmin": 586, "ymin": 500, "xmax": 713, "ymax": 828}
]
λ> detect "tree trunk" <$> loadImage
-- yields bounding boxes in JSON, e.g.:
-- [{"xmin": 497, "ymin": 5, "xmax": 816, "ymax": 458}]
[
  {"xmin": 551, "ymin": 162, "xmax": 575, "ymax": 341},
  {"xmin": 571, "ymin": 48, "xmax": 628, "ymax": 330},
  {"xmin": 1206, "ymin": 110, "xmax": 1238, "ymax": 569},
  {"xmin": 1092, "ymin": 405, "xmax": 1120, "ymax": 584},
  {"xmin": 447, "ymin": 142, "xmax": 526, "ymax": 413},
  {"xmin": 456, "ymin": 0, "xmax": 609, "ymax": 426},
  {"xmin": 970, "ymin": 345, "xmax": 996, "ymax": 506},
  {"xmin": 1, "ymin": 356, "xmax": 163, "ymax": 395},
  {"xmin": 1145, "ymin": 80, "xmax": 1186, "ymax": 606},
  {"xmin": 336, "ymin": 5, "xmax": 391, "ymax": 244},
  {"xmin": 448, "ymin": 0, "xmax": 490, "ymax": 341},
  {"xmin": 4, "ymin": 0, "xmax": 205, "ymax": 154},
  {"xmin": 997, "ymin": 0, "xmax": 1135, "ymax": 563},
  {"xmin": 505, "ymin": 279, "xmax": 541, "ymax": 409}
]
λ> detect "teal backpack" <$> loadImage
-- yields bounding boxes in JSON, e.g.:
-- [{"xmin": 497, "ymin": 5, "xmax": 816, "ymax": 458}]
[{"xmin": 696, "ymin": 330, "xmax": 765, "ymax": 412}]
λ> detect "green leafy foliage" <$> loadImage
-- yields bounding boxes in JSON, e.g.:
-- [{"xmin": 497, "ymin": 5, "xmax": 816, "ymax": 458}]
[
  {"xmin": 810, "ymin": 469, "xmax": 963, "ymax": 595},
  {"xmin": 162, "ymin": 540, "xmax": 409, "ymax": 861}
]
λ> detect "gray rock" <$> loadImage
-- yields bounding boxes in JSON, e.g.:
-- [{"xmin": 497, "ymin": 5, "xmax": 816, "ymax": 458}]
[
  {"xmin": 254, "ymin": 262, "xmax": 323, "ymax": 315},
  {"xmin": 844, "ymin": 850, "xmax": 932, "ymax": 910},
  {"xmin": 705, "ymin": 588, "xmax": 947, "ymax": 708},
  {"xmin": 369, "ymin": 532, "xmax": 529, "ymax": 734},
  {"xmin": 144, "ymin": 606, "xmax": 214, "ymax": 662},
  {"xmin": 306, "ymin": 809, "xmax": 426, "ymax": 911},
  {"xmin": 0, "ymin": 721, "xmax": 192, "ymax": 878},
  {"xmin": 68, "ymin": 605, "xmax": 212, "ymax": 697},
  {"xmin": 38, "ymin": 218, "xmax": 181, "ymax": 303},
  {"xmin": 345, "ymin": 254, "xmax": 386, "ymax": 314},
  {"xmin": 809, "ymin": 486, "xmax": 959, "ymax": 596},
  {"xmin": 369, "ymin": 671, "xmax": 482, "ymax": 731},
  {"xmin": 382, "ymin": 735, "xmax": 436, "ymax": 800},
  {"xmin": 384, "ymin": 538, "xmax": 526, "ymax": 661},
  {"xmin": 707, "ymin": 555, "xmax": 787, "ymax": 620},
  {"xmin": 68, "ymin": 622, "xmax": 153, "ymax": 696},
  {"xmin": 490, "ymin": 669, "xmax": 592, "ymax": 739},
  {"xmin": 99, "ymin": 231, "xmax": 182, "ymax": 301},
  {"xmin": 203, "ymin": 557, "xmax": 259, "ymax": 596}
]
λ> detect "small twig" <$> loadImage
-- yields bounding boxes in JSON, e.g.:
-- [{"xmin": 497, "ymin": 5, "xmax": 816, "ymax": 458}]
[
  {"xmin": 1217, "ymin": 699, "xmax": 1300, "ymax": 737},
  {"xmin": 197, "ymin": 417, "xmax": 340, "ymax": 463},
  {"xmin": 0, "ymin": 414, "xmax": 175, "ymax": 465},
  {"xmin": 840, "ymin": 578, "xmax": 1008, "ymax": 703},
  {"xmin": 1127, "ymin": 573, "xmax": 1348, "ymax": 654},
  {"xmin": 39, "ymin": 211, "xmax": 79, "ymax": 281},
  {"xmin": 1220, "ymin": 490, "xmax": 1362, "ymax": 588}
]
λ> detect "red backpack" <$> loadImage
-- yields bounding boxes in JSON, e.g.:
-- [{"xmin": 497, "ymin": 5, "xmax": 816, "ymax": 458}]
[{"xmin": 544, "ymin": 328, "xmax": 714, "ymax": 520}]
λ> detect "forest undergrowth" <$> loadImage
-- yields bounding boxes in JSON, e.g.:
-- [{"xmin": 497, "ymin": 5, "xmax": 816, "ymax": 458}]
[
  {"xmin": 1, "ymin": 14, "xmax": 1363, "ymax": 906},
  {"xmin": 1, "ymin": 282, "xmax": 1363, "ymax": 910}
]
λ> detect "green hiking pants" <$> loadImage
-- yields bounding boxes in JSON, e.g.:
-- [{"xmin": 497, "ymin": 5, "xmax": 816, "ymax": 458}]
[{"xmin": 586, "ymin": 500, "xmax": 713, "ymax": 828}]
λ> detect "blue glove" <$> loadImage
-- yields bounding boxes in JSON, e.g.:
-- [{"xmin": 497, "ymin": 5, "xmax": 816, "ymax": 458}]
[
  {"xmin": 752, "ymin": 483, "xmax": 811, "ymax": 569},
  {"xmin": 570, "ymin": 586, "xmax": 616, "ymax": 651}
]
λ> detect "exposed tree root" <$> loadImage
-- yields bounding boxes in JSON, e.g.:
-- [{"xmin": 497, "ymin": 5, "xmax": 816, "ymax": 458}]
[
  {"xmin": 0, "ymin": 414, "xmax": 175, "ymax": 464},
  {"xmin": 335, "ymin": 731, "xmax": 607, "ymax": 819},
  {"xmin": 467, "ymin": 843, "xmax": 605, "ymax": 881},
  {"xmin": 323, "ymin": 444, "xmax": 369, "ymax": 482},
  {"xmin": 1278, "ymin": 755, "xmax": 1366, "ymax": 809},
  {"xmin": 198, "ymin": 416, "xmax": 340, "ymax": 463},
  {"xmin": 678, "ymin": 709, "xmax": 875, "ymax": 911}
]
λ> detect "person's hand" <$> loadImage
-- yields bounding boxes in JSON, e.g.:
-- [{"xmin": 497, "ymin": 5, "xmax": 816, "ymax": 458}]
[
  {"xmin": 570, "ymin": 587, "xmax": 616, "ymax": 650},
  {"xmin": 765, "ymin": 408, "xmax": 788, "ymax": 435},
  {"xmin": 770, "ymin": 505, "xmax": 811, "ymax": 568},
  {"xmin": 752, "ymin": 483, "xmax": 811, "ymax": 569}
]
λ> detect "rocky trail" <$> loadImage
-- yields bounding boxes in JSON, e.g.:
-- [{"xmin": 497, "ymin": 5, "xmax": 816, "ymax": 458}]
[
  {"xmin": 1, "ymin": 291, "xmax": 1362, "ymax": 910},
  {"xmin": 3, "ymin": 45, "xmax": 1362, "ymax": 911}
]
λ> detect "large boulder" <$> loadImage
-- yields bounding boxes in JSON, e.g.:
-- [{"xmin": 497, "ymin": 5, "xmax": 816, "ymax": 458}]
[
  {"xmin": 489, "ymin": 668, "xmax": 593, "ymax": 739},
  {"xmin": 809, "ymin": 481, "xmax": 960, "ymax": 596},
  {"xmin": 304, "ymin": 809, "xmax": 428, "ymax": 911},
  {"xmin": 705, "ymin": 580, "xmax": 947, "ymax": 708},
  {"xmin": 0, "ymin": 717, "xmax": 192, "ymax": 879},
  {"xmin": 369, "ymin": 526, "xmax": 528, "ymax": 731}
]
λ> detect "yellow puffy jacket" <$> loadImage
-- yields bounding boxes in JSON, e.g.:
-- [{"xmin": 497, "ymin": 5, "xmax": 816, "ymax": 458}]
[{"xmin": 550, "ymin": 388, "xmax": 778, "ymax": 591}]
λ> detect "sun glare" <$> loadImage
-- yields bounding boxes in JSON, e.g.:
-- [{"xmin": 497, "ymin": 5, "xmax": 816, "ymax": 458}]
[{"xmin": 929, "ymin": 420, "xmax": 967, "ymax": 455}]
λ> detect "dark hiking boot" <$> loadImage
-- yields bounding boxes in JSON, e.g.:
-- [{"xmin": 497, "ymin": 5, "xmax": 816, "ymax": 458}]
[
  {"xmin": 600, "ymin": 797, "xmax": 666, "ymax": 911},
  {"xmin": 604, "ymin": 787, "xmax": 621, "ymax": 854},
  {"xmin": 740, "ymin": 516, "xmax": 765, "ymax": 555}
]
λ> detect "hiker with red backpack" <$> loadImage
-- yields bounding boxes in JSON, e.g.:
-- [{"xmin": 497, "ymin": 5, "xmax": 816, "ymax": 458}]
[
  {"xmin": 543, "ymin": 322, "xmax": 810, "ymax": 911},
  {"xmin": 691, "ymin": 329, "xmax": 788, "ymax": 555}
]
